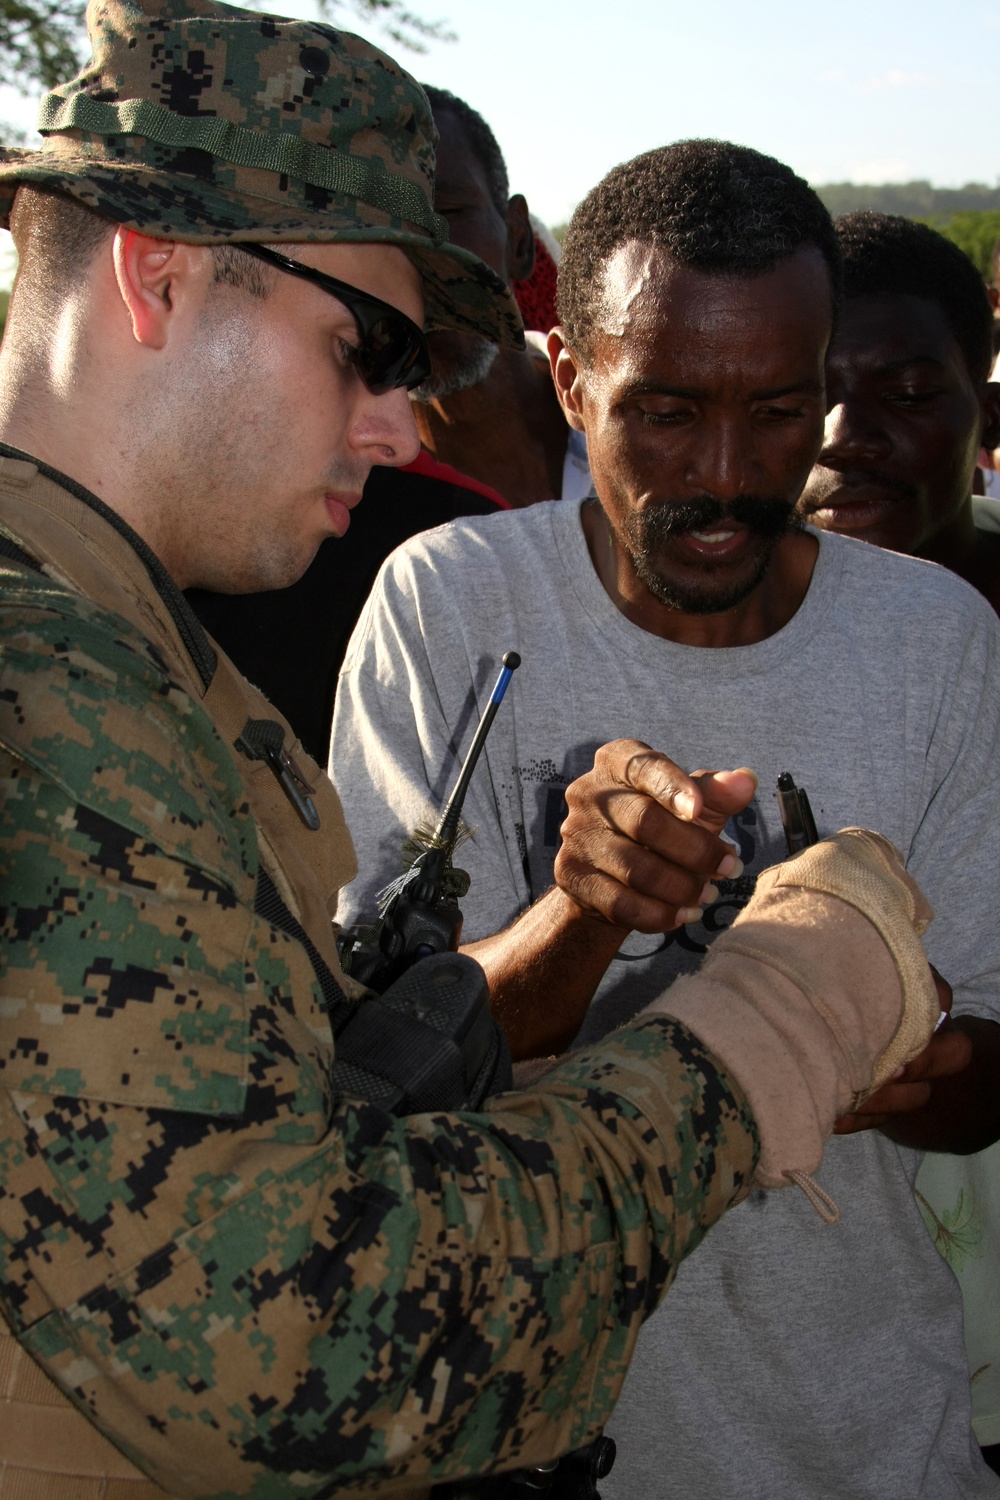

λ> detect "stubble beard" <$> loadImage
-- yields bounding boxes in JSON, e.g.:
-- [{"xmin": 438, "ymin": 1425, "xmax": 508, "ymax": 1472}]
[
  {"xmin": 411, "ymin": 333, "xmax": 499, "ymax": 401},
  {"xmin": 183, "ymin": 458, "xmax": 371, "ymax": 595},
  {"xmin": 622, "ymin": 494, "xmax": 804, "ymax": 615}
]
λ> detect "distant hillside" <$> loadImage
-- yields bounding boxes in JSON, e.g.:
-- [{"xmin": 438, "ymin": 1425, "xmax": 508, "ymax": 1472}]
[
  {"xmin": 554, "ymin": 181, "xmax": 1000, "ymax": 242},
  {"xmin": 814, "ymin": 182, "xmax": 1000, "ymax": 277},
  {"xmin": 549, "ymin": 181, "xmax": 1000, "ymax": 280},
  {"xmin": 816, "ymin": 180, "xmax": 1000, "ymax": 219}
]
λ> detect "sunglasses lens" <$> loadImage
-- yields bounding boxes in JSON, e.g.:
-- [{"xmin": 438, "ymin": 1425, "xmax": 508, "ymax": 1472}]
[
  {"xmin": 357, "ymin": 315, "xmax": 430, "ymax": 394},
  {"xmin": 237, "ymin": 245, "xmax": 432, "ymax": 395}
]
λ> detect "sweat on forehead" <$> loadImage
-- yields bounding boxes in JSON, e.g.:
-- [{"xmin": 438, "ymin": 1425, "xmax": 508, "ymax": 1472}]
[
  {"xmin": 582, "ymin": 240, "xmax": 835, "ymax": 389},
  {"xmin": 591, "ymin": 243, "xmax": 662, "ymax": 339},
  {"xmin": 557, "ymin": 139, "xmax": 842, "ymax": 358}
]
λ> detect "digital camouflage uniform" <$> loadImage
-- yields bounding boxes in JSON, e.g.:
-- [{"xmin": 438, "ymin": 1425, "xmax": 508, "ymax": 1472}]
[
  {"xmin": 0, "ymin": 4, "xmax": 759, "ymax": 1493},
  {"xmin": 0, "ymin": 444, "xmax": 758, "ymax": 1488},
  {"xmin": 0, "ymin": 450, "xmax": 758, "ymax": 1495},
  {"xmin": 0, "ymin": 0, "xmax": 525, "ymax": 351}
]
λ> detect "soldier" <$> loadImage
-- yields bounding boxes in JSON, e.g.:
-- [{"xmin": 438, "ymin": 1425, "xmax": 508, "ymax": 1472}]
[{"xmin": 0, "ymin": 7, "xmax": 942, "ymax": 1497}]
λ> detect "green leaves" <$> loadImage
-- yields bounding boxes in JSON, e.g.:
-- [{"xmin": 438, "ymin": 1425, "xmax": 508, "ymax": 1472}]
[
  {"xmin": 0, "ymin": 2, "xmax": 88, "ymax": 95},
  {"xmin": 0, "ymin": 0, "xmax": 454, "ymax": 109}
]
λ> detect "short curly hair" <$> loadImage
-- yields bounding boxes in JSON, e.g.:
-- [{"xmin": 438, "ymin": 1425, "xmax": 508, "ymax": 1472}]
[
  {"xmin": 835, "ymin": 212, "xmax": 993, "ymax": 382},
  {"xmin": 420, "ymin": 85, "xmax": 509, "ymax": 217},
  {"xmin": 558, "ymin": 139, "xmax": 841, "ymax": 358}
]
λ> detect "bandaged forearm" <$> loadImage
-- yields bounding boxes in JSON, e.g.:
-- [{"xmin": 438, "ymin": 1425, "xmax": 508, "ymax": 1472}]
[{"xmin": 641, "ymin": 830, "xmax": 940, "ymax": 1190}]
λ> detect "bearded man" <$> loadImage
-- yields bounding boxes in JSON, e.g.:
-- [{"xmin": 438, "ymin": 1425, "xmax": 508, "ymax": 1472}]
[{"xmin": 333, "ymin": 141, "xmax": 1000, "ymax": 1499}]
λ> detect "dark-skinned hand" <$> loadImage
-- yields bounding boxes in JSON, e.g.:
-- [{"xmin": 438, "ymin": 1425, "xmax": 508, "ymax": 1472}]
[
  {"xmin": 834, "ymin": 968, "xmax": 970, "ymax": 1138},
  {"xmin": 553, "ymin": 739, "xmax": 757, "ymax": 935}
]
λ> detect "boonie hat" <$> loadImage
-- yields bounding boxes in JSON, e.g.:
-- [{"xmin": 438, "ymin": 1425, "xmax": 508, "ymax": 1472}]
[{"xmin": 0, "ymin": 0, "xmax": 524, "ymax": 348}]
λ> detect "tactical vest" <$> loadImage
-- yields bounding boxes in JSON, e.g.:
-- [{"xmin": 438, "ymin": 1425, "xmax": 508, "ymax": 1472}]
[{"xmin": 0, "ymin": 447, "xmax": 363, "ymax": 1498}]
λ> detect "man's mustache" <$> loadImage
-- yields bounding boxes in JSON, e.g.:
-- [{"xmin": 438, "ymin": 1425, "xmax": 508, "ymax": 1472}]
[{"xmin": 640, "ymin": 494, "xmax": 802, "ymax": 541}]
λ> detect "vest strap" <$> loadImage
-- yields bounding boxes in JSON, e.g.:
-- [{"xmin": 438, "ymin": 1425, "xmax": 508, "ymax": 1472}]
[{"xmin": 0, "ymin": 1314, "xmax": 167, "ymax": 1494}]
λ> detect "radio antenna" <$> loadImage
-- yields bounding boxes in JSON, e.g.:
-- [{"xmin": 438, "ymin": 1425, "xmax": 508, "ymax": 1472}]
[{"xmin": 434, "ymin": 651, "xmax": 521, "ymax": 852}]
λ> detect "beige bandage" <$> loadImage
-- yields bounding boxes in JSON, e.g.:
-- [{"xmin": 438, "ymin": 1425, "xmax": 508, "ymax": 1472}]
[{"xmin": 641, "ymin": 829, "xmax": 940, "ymax": 1196}]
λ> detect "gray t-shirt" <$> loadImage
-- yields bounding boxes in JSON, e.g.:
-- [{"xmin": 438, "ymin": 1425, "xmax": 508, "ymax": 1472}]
[{"xmin": 332, "ymin": 499, "xmax": 1000, "ymax": 1499}]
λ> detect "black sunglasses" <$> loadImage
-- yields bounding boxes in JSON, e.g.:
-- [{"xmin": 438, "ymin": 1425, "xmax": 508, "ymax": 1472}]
[{"xmin": 238, "ymin": 243, "xmax": 431, "ymax": 395}]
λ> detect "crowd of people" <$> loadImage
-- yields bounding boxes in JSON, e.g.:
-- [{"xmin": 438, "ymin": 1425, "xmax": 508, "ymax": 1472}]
[{"xmin": 0, "ymin": 2, "xmax": 998, "ymax": 1498}]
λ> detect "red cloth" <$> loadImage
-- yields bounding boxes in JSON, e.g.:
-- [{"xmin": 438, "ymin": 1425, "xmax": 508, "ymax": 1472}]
[
  {"xmin": 401, "ymin": 447, "xmax": 510, "ymax": 510},
  {"xmin": 514, "ymin": 232, "xmax": 559, "ymax": 333}
]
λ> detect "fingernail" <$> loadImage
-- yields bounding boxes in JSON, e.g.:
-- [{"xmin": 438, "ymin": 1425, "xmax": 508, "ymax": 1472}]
[
  {"xmin": 716, "ymin": 854, "xmax": 743, "ymax": 879},
  {"xmin": 699, "ymin": 882, "xmax": 719, "ymax": 905},
  {"xmin": 676, "ymin": 906, "xmax": 703, "ymax": 925}
]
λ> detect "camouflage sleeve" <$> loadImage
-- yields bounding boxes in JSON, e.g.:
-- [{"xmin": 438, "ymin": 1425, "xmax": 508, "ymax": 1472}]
[{"xmin": 0, "ymin": 580, "xmax": 759, "ymax": 1499}]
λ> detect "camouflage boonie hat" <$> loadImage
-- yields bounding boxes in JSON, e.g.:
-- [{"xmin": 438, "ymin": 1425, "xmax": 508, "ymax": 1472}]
[{"xmin": 0, "ymin": 0, "xmax": 524, "ymax": 348}]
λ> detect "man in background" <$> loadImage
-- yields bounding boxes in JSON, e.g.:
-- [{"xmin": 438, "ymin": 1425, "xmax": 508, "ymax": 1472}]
[
  {"xmin": 411, "ymin": 86, "xmax": 588, "ymax": 508},
  {"xmin": 799, "ymin": 212, "xmax": 1000, "ymax": 609},
  {"xmin": 799, "ymin": 210, "xmax": 1000, "ymax": 1478}
]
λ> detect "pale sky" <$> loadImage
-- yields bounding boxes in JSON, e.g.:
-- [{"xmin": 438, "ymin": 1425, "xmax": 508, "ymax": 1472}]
[{"xmin": 1, "ymin": 0, "xmax": 997, "ymax": 286}]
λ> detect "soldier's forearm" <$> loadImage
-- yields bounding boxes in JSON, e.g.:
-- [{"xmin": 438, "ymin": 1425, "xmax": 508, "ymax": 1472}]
[{"xmin": 1, "ymin": 1019, "xmax": 757, "ymax": 1498}]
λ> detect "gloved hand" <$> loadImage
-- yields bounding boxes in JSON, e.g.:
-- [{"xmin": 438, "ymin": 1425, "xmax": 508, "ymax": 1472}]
[{"xmin": 640, "ymin": 829, "xmax": 940, "ymax": 1207}]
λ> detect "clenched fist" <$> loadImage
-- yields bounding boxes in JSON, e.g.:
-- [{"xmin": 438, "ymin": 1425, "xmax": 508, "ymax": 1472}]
[{"xmin": 554, "ymin": 739, "xmax": 756, "ymax": 935}]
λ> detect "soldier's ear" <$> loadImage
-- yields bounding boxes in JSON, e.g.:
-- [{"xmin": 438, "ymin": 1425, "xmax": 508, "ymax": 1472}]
[
  {"xmin": 548, "ymin": 327, "xmax": 586, "ymax": 432},
  {"xmin": 112, "ymin": 228, "xmax": 212, "ymax": 349}
]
